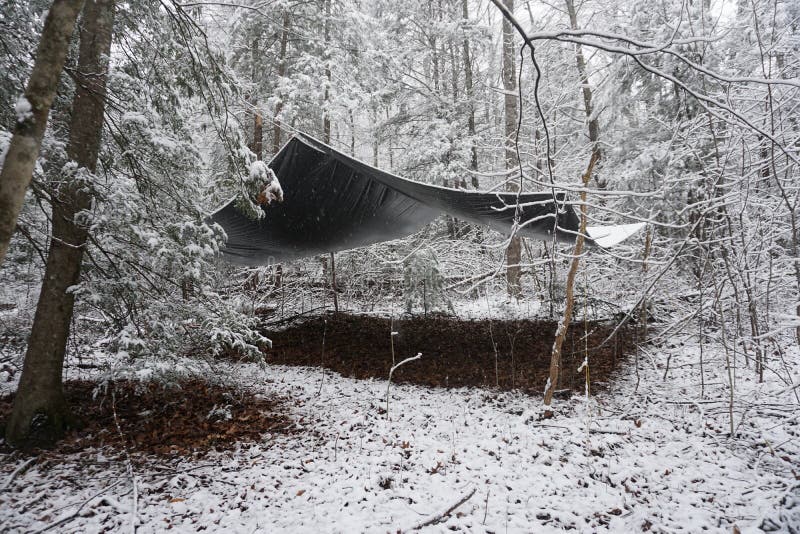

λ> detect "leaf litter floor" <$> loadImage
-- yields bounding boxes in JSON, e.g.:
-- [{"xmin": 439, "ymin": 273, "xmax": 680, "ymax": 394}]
[
  {"xmin": 0, "ymin": 314, "xmax": 637, "ymax": 456},
  {"xmin": 0, "ymin": 379, "xmax": 296, "ymax": 456},
  {"xmin": 266, "ymin": 313, "xmax": 640, "ymax": 395}
]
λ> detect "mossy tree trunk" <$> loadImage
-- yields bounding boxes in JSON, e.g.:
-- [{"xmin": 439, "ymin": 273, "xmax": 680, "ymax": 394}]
[
  {"xmin": 0, "ymin": 0, "xmax": 85, "ymax": 266},
  {"xmin": 6, "ymin": 0, "xmax": 115, "ymax": 449}
]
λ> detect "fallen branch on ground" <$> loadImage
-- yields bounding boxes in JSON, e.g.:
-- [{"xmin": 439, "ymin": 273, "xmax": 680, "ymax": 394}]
[
  {"xmin": 412, "ymin": 487, "xmax": 477, "ymax": 530},
  {"xmin": 1, "ymin": 457, "xmax": 36, "ymax": 492}
]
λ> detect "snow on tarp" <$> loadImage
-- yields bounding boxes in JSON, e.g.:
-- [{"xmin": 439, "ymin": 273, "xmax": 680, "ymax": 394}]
[
  {"xmin": 586, "ymin": 222, "xmax": 646, "ymax": 248},
  {"xmin": 212, "ymin": 134, "xmax": 640, "ymax": 265}
]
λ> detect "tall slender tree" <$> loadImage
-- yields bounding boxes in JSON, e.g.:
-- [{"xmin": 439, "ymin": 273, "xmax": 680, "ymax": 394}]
[
  {"xmin": 502, "ymin": 0, "xmax": 522, "ymax": 297},
  {"xmin": 272, "ymin": 10, "xmax": 291, "ymax": 155},
  {"xmin": 565, "ymin": 0, "xmax": 603, "ymax": 187},
  {"xmin": 462, "ymin": 0, "xmax": 479, "ymax": 186}
]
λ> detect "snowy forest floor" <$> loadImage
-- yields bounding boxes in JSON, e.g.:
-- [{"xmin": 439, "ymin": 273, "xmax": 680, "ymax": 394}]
[{"xmin": 1, "ymin": 315, "xmax": 799, "ymax": 533}]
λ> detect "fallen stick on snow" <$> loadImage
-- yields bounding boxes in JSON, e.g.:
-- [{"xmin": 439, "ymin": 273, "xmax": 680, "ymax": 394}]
[
  {"xmin": 411, "ymin": 487, "xmax": 477, "ymax": 530},
  {"xmin": 33, "ymin": 479, "xmax": 125, "ymax": 534},
  {"xmin": 1, "ymin": 457, "xmax": 36, "ymax": 492}
]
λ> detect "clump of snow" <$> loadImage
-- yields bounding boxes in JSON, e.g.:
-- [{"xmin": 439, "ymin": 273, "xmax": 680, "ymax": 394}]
[
  {"xmin": 249, "ymin": 160, "xmax": 268, "ymax": 180},
  {"xmin": 586, "ymin": 222, "xmax": 646, "ymax": 248},
  {"xmin": 0, "ymin": 130, "xmax": 11, "ymax": 169},
  {"xmin": 121, "ymin": 111, "xmax": 149, "ymax": 125},
  {"xmin": 262, "ymin": 179, "xmax": 283, "ymax": 204},
  {"xmin": 207, "ymin": 404, "xmax": 233, "ymax": 422},
  {"xmin": 250, "ymin": 161, "xmax": 283, "ymax": 205},
  {"xmin": 14, "ymin": 95, "xmax": 32, "ymax": 123}
]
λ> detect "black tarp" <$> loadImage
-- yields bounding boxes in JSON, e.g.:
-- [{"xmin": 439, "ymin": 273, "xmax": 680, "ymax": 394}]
[{"xmin": 212, "ymin": 134, "xmax": 587, "ymax": 266}]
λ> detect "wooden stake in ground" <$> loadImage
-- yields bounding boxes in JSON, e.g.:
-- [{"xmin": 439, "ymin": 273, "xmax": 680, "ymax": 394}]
[
  {"xmin": 0, "ymin": 0, "xmax": 85, "ymax": 266},
  {"xmin": 543, "ymin": 152, "xmax": 599, "ymax": 407}
]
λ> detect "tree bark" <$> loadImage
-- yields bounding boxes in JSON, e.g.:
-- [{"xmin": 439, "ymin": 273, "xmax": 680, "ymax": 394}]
[
  {"xmin": 272, "ymin": 10, "xmax": 290, "ymax": 155},
  {"xmin": 322, "ymin": 0, "xmax": 332, "ymax": 143},
  {"xmin": 0, "ymin": 0, "xmax": 85, "ymax": 266},
  {"xmin": 6, "ymin": 0, "xmax": 115, "ymax": 449},
  {"xmin": 254, "ymin": 110, "xmax": 263, "ymax": 160},
  {"xmin": 322, "ymin": 0, "xmax": 337, "ymax": 312},
  {"xmin": 251, "ymin": 36, "xmax": 263, "ymax": 161},
  {"xmin": 501, "ymin": 0, "xmax": 522, "ymax": 298},
  {"xmin": 462, "ymin": 0, "xmax": 478, "ymax": 185},
  {"xmin": 565, "ymin": 0, "xmax": 604, "ymax": 187}
]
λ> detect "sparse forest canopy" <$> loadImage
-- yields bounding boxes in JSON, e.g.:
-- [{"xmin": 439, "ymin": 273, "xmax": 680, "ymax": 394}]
[{"xmin": 0, "ymin": 0, "xmax": 798, "ymax": 531}]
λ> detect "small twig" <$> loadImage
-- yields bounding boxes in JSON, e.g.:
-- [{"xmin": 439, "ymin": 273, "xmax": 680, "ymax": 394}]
[
  {"xmin": 263, "ymin": 306, "xmax": 328, "ymax": 327},
  {"xmin": 1, "ymin": 458, "xmax": 36, "ymax": 492},
  {"xmin": 34, "ymin": 480, "xmax": 124, "ymax": 533},
  {"xmin": 482, "ymin": 489, "xmax": 490, "ymax": 525},
  {"xmin": 412, "ymin": 487, "xmax": 477, "ymax": 530},
  {"xmin": 588, "ymin": 428, "xmax": 628, "ymax": 435},
  {"xmin": 386, "ymin": 352, "xmax": 422, "ymax": 418}
]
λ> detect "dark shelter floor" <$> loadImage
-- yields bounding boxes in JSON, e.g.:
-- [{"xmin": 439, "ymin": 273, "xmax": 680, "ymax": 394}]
[{"xmin": 266, "ymin": 313, "xmax": 640, "ymax": 394}]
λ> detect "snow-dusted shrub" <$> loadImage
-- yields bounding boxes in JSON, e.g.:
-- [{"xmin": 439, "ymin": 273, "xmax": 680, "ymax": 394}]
[{"xmin": 403, "ymin": 248, "xmax": 452, "ymax": 315}]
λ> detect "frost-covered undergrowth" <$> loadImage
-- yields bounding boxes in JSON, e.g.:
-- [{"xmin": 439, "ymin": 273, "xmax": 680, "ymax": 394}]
[{"xmin": 0, "ymin": 337, "xmax": 798, "ymax": 533}]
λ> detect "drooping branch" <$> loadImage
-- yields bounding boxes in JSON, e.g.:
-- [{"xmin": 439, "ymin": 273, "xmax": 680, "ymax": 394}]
[{"xmin": 486, "ymin": 0, "xmax": 799, "ymax": 168}]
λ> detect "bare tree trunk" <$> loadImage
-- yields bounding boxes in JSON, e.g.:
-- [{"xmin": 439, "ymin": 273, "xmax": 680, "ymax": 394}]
[
  {"xmin": 272, "ymin": 10, "xmax": 290, "ymax": 155},
  {"xmin": 462, "ymin": 0, "xmax": 478, "ymax": 185},
  {"xmin": 0, "ymin": 0, "xmax": 85, "ymax": 266},
  {"xmin": 502, "ymin": 0, "xmax": 522, "ymax": 298},
  {"xmin": 330, "ymin": 251, "xmax": 338, "ymax": 313},
  {"xmin": 565, "ymin": 0, "xmax": 604, "ymax": 188},
  {"xmin": 322, "ymin": 0, "xmax": 332, "ymax": 142},
  {"xmin": 321, "ymin": 0, "xmax": 338, "ymax": 311},
  {"xmin": 462, "ymin": 0, "xmax": 483, "ymax": 246},
  {"xmin": 6, "ymin": 0, "xmax": 115, "ymax": 449},
  {"xmin": 349, "ymin": 109, "xmax": 356, "ymax": 156},
  {"xmin": 543, "ymin": 152, "xmax": 598, "ymax": 408},
  {"xmin": 430, "ymin": 1, "xmax": 440, "ymax": 94},
  {"xmin": 449, "ymin": 41, "xmax": 459, "ymax": 105},
  {"xmin": 254, "ymin": 111, "xmax": 263, "ymax": 159},
  {"xmin": 250, "ymin": 36, "xmax": 263, "ymax": 161}
]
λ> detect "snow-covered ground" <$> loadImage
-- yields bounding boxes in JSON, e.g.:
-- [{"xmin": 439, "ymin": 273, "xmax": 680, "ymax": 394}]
[{"xmin": 1, "ymin": 337, "xmax": 798, "ymax": 533}]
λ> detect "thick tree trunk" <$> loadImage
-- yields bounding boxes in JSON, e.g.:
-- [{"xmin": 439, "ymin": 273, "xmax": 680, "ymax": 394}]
[
  {"xmin": 0, "ymin": 0, "xmax": 85, "ymax": 266},
  {"xmin": 6, "ymin": 0, "xmax": 115, "ymax": 449},
  {"xmin": 501, "ymin": 0, "xmax": 522, "ymax": 298},
  {"xmin": 272, "ymin": 11, "xmax": 291, "ymax": 155}
]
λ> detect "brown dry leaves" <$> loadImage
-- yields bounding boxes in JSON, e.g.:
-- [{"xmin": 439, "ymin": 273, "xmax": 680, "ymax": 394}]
[{"xmin": 0, "ymin": 379, "xmax": 295, "ymax": 456}]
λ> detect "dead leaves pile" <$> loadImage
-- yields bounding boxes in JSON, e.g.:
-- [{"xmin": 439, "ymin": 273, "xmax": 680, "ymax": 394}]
[
  {"xmin": 267, "ymin": 313, "xmax": 639, "ymax": 394},
  {"xmin": 1, "ymin": 379, "xmax": 295, "ymax": 456}
]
